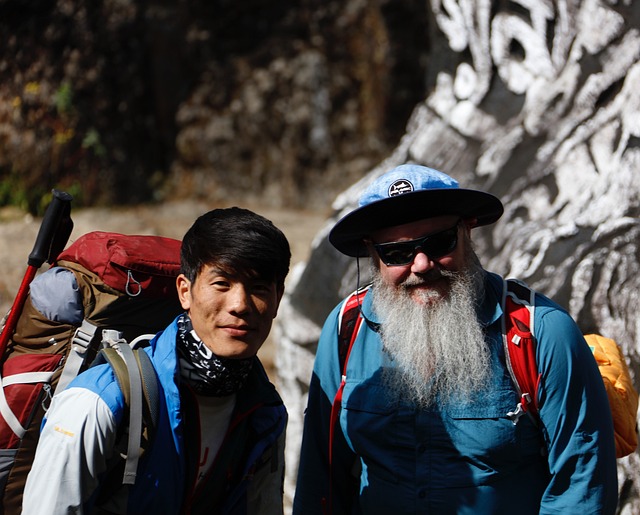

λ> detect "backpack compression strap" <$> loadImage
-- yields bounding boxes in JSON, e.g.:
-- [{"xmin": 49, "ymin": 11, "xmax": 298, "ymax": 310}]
[
  {"xmin": 54, "ymin": 319, "xmax": 100, "ymax": 396},
  {"xmin": 502, "ymin": 279, "xmax": 541, "ymax": 424}
]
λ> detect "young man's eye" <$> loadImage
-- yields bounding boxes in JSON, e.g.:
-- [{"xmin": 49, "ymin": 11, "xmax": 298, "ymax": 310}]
[{"xmin": 251, "ymin": 282, "xmax": 273, "ymax": 294}]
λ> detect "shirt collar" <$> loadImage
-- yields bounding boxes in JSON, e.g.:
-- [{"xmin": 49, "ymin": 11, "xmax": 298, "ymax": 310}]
[{"xmin": 478, "ymin": 271, "xmax": 504, "ymax": 328}]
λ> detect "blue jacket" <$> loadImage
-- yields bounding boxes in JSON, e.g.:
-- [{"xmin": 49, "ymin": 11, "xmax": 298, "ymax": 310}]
[
  {"xmin": 293, "ymin": 272, "xmax": 617, "ymax": 514},
  {"xmin": 23, "ymin": 316, "xmax": 287, "ymax": 514}
]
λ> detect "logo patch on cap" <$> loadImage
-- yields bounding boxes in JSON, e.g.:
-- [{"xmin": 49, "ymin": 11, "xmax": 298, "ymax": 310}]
[{"xmin": 388, "ymin": 179, "xmax": 414, "ymax": 197}]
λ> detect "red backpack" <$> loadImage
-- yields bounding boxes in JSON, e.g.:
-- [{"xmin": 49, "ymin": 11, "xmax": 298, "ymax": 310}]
[
  {"xmin": 0, "ymin": 231, "xmax": 183, "ymax": 513},
  {"xmin": 332, "ymin": 279, "xmax": 638, "ymax": 465}
]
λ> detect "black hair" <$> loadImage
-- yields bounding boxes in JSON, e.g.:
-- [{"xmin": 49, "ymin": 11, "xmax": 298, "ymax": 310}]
[{"xmin": 180, "ymin": 207, "xmax": 291, "ymax": 287}]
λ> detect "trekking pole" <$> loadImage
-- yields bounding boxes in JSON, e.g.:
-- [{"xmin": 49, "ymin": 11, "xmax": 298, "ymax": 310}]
[{"xmin": 0, "ymin": 190, "xmax": 73, "ymax": 359}]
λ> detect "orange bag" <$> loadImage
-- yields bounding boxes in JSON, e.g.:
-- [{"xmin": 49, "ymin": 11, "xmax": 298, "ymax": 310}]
[{"xmin": 586, "ymin": 334, "xmax": 639, "ymax": 458}]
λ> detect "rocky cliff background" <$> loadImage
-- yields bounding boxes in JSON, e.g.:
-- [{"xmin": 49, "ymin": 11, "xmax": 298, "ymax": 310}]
[
  {"xmin": 0, "ymin": 0, "xmax": 425, "ymax": 213},
  {"xmin": 1, "ymin": 0, "xmax": 638, "ymax": 513}
]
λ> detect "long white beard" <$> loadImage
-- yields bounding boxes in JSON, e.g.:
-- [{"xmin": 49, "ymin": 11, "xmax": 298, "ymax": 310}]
[{"xmin": 371, "ymin": 255, "xmax": 490, "ymax": 408}]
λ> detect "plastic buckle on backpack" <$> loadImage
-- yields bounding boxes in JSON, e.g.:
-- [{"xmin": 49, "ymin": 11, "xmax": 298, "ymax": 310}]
[
  {"xmin": 507, "ymin": 402, "xmax": 526, "ymax": 425},
  {"xmin": 72, "ymin": 320, "xmax": 98, "ymax": 353},
  {"xmin": 507, "ymin": 392, "xmax": 532, "ymax": 425}
]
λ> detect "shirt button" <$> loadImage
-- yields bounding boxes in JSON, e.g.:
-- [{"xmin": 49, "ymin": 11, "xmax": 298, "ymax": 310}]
[
  {"xmin": 418, "ymin": 489, "xmax": 427, "ymax": 498},
  {"xmin": 417, "ymin": 444, "xmax": 426, "ymax": 453}
]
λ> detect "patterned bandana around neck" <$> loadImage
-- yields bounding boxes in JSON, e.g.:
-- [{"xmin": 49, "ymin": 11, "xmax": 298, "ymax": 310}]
[{"xmin": 177, "ymin": 313, "xmax": 254, "ymax": 396}]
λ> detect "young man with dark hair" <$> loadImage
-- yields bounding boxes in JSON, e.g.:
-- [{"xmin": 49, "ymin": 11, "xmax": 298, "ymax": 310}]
[
  {"xmin": 294, "ymin": 164, "xmax": 617, "ymax": 514},
  {"xmin": 23, "ymin": 207, "xmax": 291, "ymax": 514}
]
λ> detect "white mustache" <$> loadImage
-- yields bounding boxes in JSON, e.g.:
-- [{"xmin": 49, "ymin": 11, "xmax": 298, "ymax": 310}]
[{"xmin": 400, "ymin": 268, "xmax": 458, "ymax": 288}]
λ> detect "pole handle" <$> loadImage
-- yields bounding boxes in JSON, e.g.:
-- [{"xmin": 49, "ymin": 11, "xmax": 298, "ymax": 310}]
[
  {"xmin": 0, "ymin": 190, "xmax": 74, "ymax": 360},
  {"xmin": 27, "ymin": 190, "xmax": 73, "ymax": 267}
]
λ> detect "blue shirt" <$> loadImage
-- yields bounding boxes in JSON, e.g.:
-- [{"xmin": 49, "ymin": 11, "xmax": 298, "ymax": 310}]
[{"xmin": 293, "ymin": 272, "xmax": 617, "ymax": 514}]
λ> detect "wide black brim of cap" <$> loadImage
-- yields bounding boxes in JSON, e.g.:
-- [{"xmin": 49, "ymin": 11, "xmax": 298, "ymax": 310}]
[{"xmin": 329, "ymin": 188, "xmax": 504, "ymax": 257}]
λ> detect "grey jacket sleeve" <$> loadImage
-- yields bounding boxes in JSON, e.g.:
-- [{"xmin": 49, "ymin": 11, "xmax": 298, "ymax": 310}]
[{"xmin": 22, "ymin": 387, "xmax": 118, "ymax": 515}]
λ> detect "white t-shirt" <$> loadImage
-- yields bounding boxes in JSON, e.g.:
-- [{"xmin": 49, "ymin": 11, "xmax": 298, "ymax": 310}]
[{"xmin": 195, "ymin": 393, "xmax": 237, "ymax": 484}]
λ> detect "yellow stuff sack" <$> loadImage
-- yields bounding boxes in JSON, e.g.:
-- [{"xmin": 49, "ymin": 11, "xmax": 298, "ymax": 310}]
[{"xmin": 586, "ymin": 334, "xmax": 639, "ymax": 458}]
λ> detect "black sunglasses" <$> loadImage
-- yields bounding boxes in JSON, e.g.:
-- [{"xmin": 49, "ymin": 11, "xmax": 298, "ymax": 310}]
[{"xmin": 372, "ymin": 221, "xmax": 461, "ymax": 266}]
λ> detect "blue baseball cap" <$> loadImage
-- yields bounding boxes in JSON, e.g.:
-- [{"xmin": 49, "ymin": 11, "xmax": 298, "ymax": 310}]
[{"xmin": 329, "ymin": 164, "xmax": 504, "ymax": 257}]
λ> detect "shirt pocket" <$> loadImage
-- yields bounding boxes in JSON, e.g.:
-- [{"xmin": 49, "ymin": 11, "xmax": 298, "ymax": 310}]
[
  {"xmin": 441, "ymin": 388, "xmax": 542, "ymax": 484},
  {"xmin": 341, "ymin": 381, "xmax": 407, "ymax": 485}
]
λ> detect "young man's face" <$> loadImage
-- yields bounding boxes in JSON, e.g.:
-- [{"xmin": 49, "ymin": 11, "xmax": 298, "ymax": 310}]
[
  {"xmin": 369, "ymin": 215, "xmax": 470, "ymax": 305},
  {"xmin": 176, "ymin": 264, "xmax": 283, "ymax": 359}
]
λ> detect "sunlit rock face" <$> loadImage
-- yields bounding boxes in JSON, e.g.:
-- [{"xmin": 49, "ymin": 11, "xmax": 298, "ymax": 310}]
[{"xmin": 276, "ymin": 0, "xmax": 640, "ymax": 511}]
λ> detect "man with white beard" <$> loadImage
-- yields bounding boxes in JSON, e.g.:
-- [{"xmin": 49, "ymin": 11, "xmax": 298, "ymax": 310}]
[
  {"xmin": 372, "ymin": 241, "xmax": 489, "ymax": 408},
  {"xmin": 293, "ymin": 164, "xmax": 617, "ymax": 514}
]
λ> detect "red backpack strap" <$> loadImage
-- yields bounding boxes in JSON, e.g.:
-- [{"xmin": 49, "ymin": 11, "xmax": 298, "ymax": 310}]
[
  {"xmin": 502, "ymin": 279, "xmax": 541, "ymax": 424},
  {"xmin": 337, "ymin": 287, "xmax": 370, "ymax": 375},
  {"xmin": 326, "ymin": 286, "xmax": 369, "ymax": 513},
  {"xmin": 329, "ymin": 286, "xmax": 369, "ymax": 464}
]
